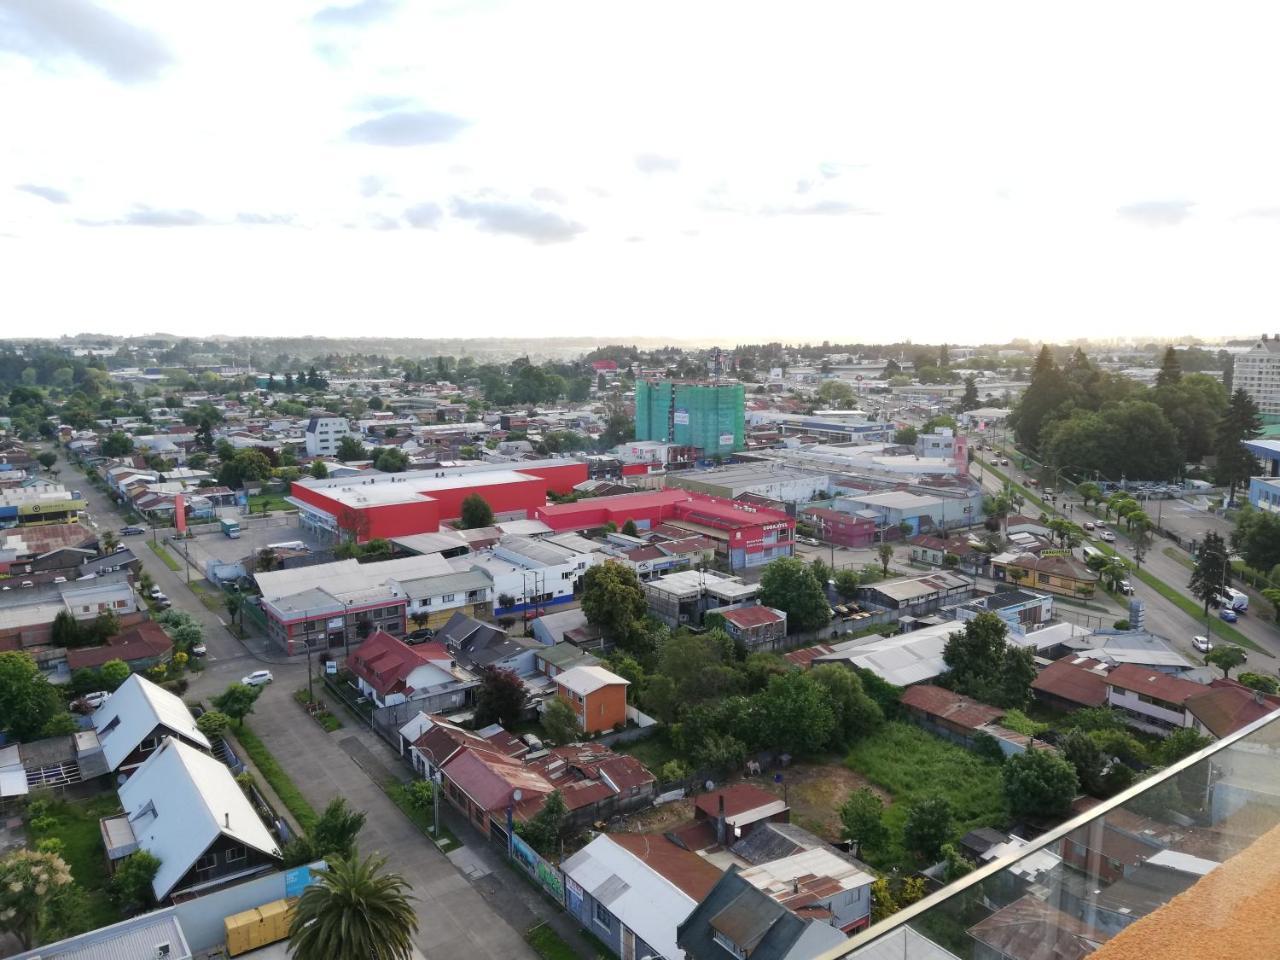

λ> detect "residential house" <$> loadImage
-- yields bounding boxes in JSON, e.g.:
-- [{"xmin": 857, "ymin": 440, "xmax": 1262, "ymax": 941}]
[
  {"xmin": 348, "ymin": 630, "xmax": 476, "ymax": 714},
  {"xmin": 1105, "ymin": 664, "xmax": 1209, "ymax": 736},
  {"xmin": 966, "ymin": 895, "xmax": 1105, "ymax": 960},
  {"xmin": 7, "ymin": 908, "xmax": 193, "ymax": 960},
  {"xmin": 906, "ymin": 533, "xmax": 974, "ymax": 568},
  {"xmin": 991, "ymin": 552, "xmax": 1099, "ymax": 600},
  {"xmin": 1031, "ymin": 657, "xmax": 1112, "ymax": 713},
  {"xmin": 955, "ymin": 590, "xmax": 1054, "ymax": 634},
  {"xmin": 859, "ymin": 571, "xmax": 975, "ymax": 617},
  {"xmin": 83, "ymin": 673, "xmax": 211, "ymax": 777},
  {"xmin": 533, "ymin": 641, "xmax": 602, "ymax": 679},
  {"xmin": 65, "ymin": 620, "xmax": 173, "ymax": 673},
  {"xmin": 644, "ymin": 569, "xmax": 759, "ymax": 629},
  {"xmin": 716, "ymin": 605, "xmax": 788, "ymax": 652},
  {"xmin": 675, "ymin": 866, "xmax": 847, "ymax": 960},
  {"xmin": 1185, "ymin": 680, "xmax": 1280, "ymax": 739},
  {"xmin": 398, "ymin": 568, "xmax": 494, "ymax": 631},
  {"xmin": 554, "ymin": 665, "xmax": 629, "ymax": 734},
  {"xmin": 899, "ymin": 684, "xmax": 1046, "ymax": 758},
  {"xmin": 694, "ymin": 784, "xmax": 790, "ymax": 844},
  {"xmin": 436, "ymin": 611, "xmax": 539, "ymax": 675},
  {"xmin": 105, "ymin": 737, "xmax": 282, "ymax": 901},
  {"xmin": 562, "ymin": 833, "xmax": 723, "ymax": 960},
  {"xmin": 402, "ymin": 713, "xmax": 527, "ymax": 780}
]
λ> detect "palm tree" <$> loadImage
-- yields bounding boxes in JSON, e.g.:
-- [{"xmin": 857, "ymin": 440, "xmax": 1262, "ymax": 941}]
[
  {"xmin": 100, "ymin": 530, "xmax": 119, "ymax": 556},
  {"xmin": 287, "ymin": 854, "xmax": 417, "ymax": 960},
  {"xmin": 224, "ymin": 589, "xmax": 244, "ymax": 628}
]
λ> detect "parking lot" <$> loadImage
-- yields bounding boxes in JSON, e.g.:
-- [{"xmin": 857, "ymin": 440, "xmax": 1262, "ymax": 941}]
[{"xmin": 175, "ymin": 512, "xmax": 331, "ymax": 576}]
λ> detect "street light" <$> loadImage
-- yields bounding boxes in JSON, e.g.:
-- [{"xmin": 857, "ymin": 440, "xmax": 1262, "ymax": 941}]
[{"xmin": 507, "ymin": 788, "xmax": 523, "ymax": 860}]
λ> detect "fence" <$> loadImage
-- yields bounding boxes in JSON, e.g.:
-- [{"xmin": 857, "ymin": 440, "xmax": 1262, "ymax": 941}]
[{"xmin": 511, "ymin": 831, "xmax": 566, "ymax": 905}]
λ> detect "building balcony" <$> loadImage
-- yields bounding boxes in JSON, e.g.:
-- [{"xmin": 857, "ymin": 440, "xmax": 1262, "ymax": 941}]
[{"xmin": 826, "ymin": 704, "xmax": 1280, "ymax": 960}]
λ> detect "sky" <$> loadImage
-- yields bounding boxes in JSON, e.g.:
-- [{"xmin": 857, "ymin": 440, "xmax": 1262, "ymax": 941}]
[{"xmin": 3, "ymin": 0, "xmax": 1280, "ymax": 344}]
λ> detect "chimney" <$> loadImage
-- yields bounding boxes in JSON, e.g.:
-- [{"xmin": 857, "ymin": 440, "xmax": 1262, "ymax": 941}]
[
  {"xmin": 792, "ymin": 878, "xmax": 800, "ymax": 894},
  {"xmin": 715, "ymin": 794, "xmax": 726, "ymax": 845},
  {"xmin": 224, "ymin": 812, "xmax": 230, "ymax": 828}
]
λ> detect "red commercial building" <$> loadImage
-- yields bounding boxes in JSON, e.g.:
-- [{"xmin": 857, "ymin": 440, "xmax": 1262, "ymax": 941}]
[
  {"xmin": 799, "ymin": 506, "xmax": 877, "ymax": 548},
  {"xmin": 289, "ymin": 460, "xmax": 586, "ymax": 542},
  {"xmin": 535, "ymin": 488, "xmax": 794, "ymax": 571}
]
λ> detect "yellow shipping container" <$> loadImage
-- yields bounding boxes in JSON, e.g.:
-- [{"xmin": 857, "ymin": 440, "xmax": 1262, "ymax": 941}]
[{"xmin": 224, "ymin": 898, "xmax": 295, "ymax": 957}]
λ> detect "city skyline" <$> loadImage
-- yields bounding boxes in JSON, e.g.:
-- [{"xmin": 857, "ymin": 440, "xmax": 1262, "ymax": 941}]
[{"xmin": 4, "ymin": 1, "xmax": 1280, "ymax": 342}]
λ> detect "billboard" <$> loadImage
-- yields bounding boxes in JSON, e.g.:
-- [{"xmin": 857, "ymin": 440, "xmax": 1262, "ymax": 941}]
[
  {"xmin": 718, "ymin": 433, "xmax": 735, "ymax": 447},
  {"xmin": 673, "ymin": 409, "xmax": 690, "ymax": 426}
]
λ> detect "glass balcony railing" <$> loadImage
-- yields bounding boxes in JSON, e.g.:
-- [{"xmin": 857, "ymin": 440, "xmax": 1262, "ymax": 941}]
[{"xmin": 820, "ymin": 706, "xmax": 1280, "ymax": 960}]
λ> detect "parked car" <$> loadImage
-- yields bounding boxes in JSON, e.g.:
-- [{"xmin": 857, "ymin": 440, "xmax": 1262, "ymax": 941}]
[
  {"xmin": 151, "ymin": 592, "xmax": 168, "ymax": 604},
  {"xmin": 1082, "ymin": 521, "xmax": 1095, "ymax": 531},
  {"xmin": 1193, "ymin": 635, "xmax": 1213, "ymax": 653},
  {"xmin": 1118, "ymin": 580, "xmax": 1133, "ymax": 595},
  {"xmin": 81, "ymin": 691, "xmax": 110, "ymax": 710},
  {"xmin": 1220, "ymin": 607, "xmax": 1239, "ymax": 623},
  {"xmin": 149, "ymin": 585, "xmax": 164, "ymax": 598},
  {"xmin": 1099, "ymin": 531, "xmax": 1116, "ymax": 542},
  {"xmin": 1001, "ymin": 458, "xmax": 1010, "ymax": 466},
  {"xmin": 405, "ymin": 628, "xmax": 435, "ymax": 644},
  {"xmin": 190, "ymin": 642, "xmax": 207, "ymax": 658},
  {"xmin": 120, "ymin": 526, "xmax": 145, "ymax": 536},
  {"xmin": 242, "ymin": 670, "xmax": 273, "ymax": 687}
]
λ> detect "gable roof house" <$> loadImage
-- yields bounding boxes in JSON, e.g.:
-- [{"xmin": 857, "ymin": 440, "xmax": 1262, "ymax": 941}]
[
  {"xmin": 693, "ymin": 783, "xmax": 790, "ymax": 844},
  {"xmin": 562, "ymin": 833, "xmax": 723, "ymax": 960},
  {"xmin": 554, "ymin": 664, "xmax": 630, "ymax": 734},
  {"xmin": 348, "ymin": 629, "xmax": 477, "ymax": 714},
  {"xmin": 82, "ymin": 673, "xmax": 210, "ymax": 778},
  {"xmin": 436, "ymin": 611, "xmax": 540, "ymax": 675},
  {"xmin": 404, "ymin": 713, "xmax": 528, "ymax": 781},
  {"xmin": 106, "ymin": 737, "xmax": 282, "ymax": 901}
]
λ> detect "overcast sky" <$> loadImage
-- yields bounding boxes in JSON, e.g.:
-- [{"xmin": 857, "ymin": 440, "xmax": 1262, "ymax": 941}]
[{"xmin": 3, "ymin": 0, "xmax": 1280, "ymax": 344}]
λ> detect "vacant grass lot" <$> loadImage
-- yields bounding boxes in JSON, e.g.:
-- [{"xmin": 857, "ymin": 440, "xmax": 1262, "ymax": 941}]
[
  {"xmin": 26, "ymin": 795, "xmax": 123, "ymax": 932},
  {"xmin": 147, "ymin": 540, "xmax": 181, "ymax": 571},
  {"xmin": 846, "ymin": 722, "xmax": 1007, "ymax": 870}
]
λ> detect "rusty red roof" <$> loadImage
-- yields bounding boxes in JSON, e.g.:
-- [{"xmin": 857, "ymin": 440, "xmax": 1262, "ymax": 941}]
[
  {"xmin": 65, "ymin": 621, "xmax": 173, "ymax": 670},
  {"xmin": 1106, "ymin": 664, "xmax": 1206, "ymax": 704},
  {"xmin": 900, "ymin": 684, "xmax": 1004, "ymax": 730},
  {"xmin": 720, "ymin": 606, "xmax": 785, "ymax": 629},
  {"xmin": 1032, "ymin": 657, "xmax": 1111, "ymax": 708}
]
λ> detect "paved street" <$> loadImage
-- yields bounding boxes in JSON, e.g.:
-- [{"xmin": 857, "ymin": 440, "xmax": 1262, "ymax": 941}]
[{"xmin": 54, "ymin": 449, "xmax": 544, "ymax": 960}]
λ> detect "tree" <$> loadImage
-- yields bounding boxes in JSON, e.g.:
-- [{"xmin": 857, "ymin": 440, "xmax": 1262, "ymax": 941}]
[
  {"xmin": 942, "ymin": 613, "xmax": 1036, "ymax": 708},
  {"xmin": 758, "ymin": 557, "xmax": 830, "ymax": 633},
  {"xmin": 373, "ymin": 447, "xmax": 408, "ymax": 473},
  {"xmin": 1216, "ymin": 389, "xmax": 1263, "ymax": 503},
  {"xmin": 474, "ymin": 667, "xmax": 526, "ymax": 726},
  {"xmin": 314, "ymin": 798, "xmax": 366, "ymax": 861},
  {"xmin": 1156, "ymin": 346, "xmax": 1182, "ymax": 387},
  {"xmin": 50, "ymin": 609, "xmax": 82, "ymax": 648},
  {"xmin": 110, "ymin": 850, "xmax": 160, "ymax": 911},
  {"xmin": 941, "ymin": 842, "xmax": 976, "ymax": 882},
  {"xmin": 0, "ymin": 652, "xmax": 62, "ymax": 742},
  {"xmin": 335, "ymin": 435, "xmax": 367, "ymax": 463},
  {"xmin": 310, "ymin": 458, "xmax": 329, "ymax": 478},
  {"xmin": 692, "ymin": 732, "xmax": 747, "ymax": 776},
  {"xmin": 1239, "ymin": 671, "xmax": 1279, "ymax": 694},
  {"xmin": 1189, "ymin": 531, "xmax": 1230, "ymax": 614},
  {"xmin": 811, "ymin": 664, "xmax": 883, "ymax": 747},
  {"xmin": 840, "ymin": 788, "xmax": 887, "ymax": 858},
  {"xmin": 621, "ymin": 518, "xmax": 639, "ymax": 537},
  {"xmin": 0, "ymin": 849, "xmax": 76, "ymax": 950},
  {"xmin": 1158, "ymin": 727, "xmax": 1212, "ymax": 766},
  {"xmin": 875, "ymin": 542, "xmax": 895, "ymax": 577},
  {"xmin": 1232, "ymin": 507, "xmax": 1280, "ymax": 575},
  {"xmin": 37, "ymin": 450, "xmax": 56, "ymax": 470},
  {"xmin": 580, "ymin": 561, "xmax": 647, "ymax": 646},
  {"xmin": 1061, "ymin": 728, "xmax": 1108, "ymax": 797},
  {"xmin": 100, "ymin": 658, "xmax": 131, "ymax": 690},
  {"xmin": 542, "ymin": 697, "xmax": 580, "ymax": 744},
  {"xmin": 816, "ymin": 379, "xmax": 855, "ymax": 408},
  {"xmin": 99, "ymin": 529, "xmax": 119, "ymax": 556},
  {"xmin": 753, "ymin": 672, "xmax": 836, "ymax": 756},
  {"xmin": 834, "ymin": 568, "xmax": 861, "ymax": 600},
  {"xmin": 1205, "ymin": 645, "xmax": 1247, "ymax": 679},
  {"xmin": 903, "ymin": 795, "xmax": 955, "ymax": 861},
  {"xmin": 958, "ymin": 374, "xmax": 979, "ymax": 412},
  {"xmin": 1002, "ymin": 749, "xmax": 1078, "ymax": 819},
  {"xmin": 893, "ymin": 426, "xmax": 918, "ymax": 446},
  {"xmin": 1076, "ymin": 481, "xmax": 1102, "ymax": 508},
  {"xmin": 101, "ymin": 431, "xmax": 133, "ymax": 456},
  {"xmin": 288, "ymin": 853, "xmax": 417, "ymax": 960},
  {"xmin": 869, "ymin": 878, "xmax": 899, "ymax": 922},
  {"xmin": 196, "ymin": 710, "xmax": 232, "ymax": 739},
  {"xmin": 224, "ymin": 589, "xmax": 245, "ymax": 628},
  {"xmin": 213, "ymin": 682, "xmax": 262, "ymax": 726},
  {"xmin": 517, "ymin": 790, "xmax": 569, "ymax": 857},
  {"xmin": 458, "ymin": 493, "xmax": 494, "ymax": 529}
]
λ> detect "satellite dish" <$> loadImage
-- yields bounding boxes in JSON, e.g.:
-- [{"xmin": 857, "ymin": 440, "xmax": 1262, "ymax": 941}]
[
  {"xmin": 704, "ymin": 780, "xmax": 715, "ymax": 792},
  {"xmin": 512, "ymin": 788, "xmax": 523, "ymax": 803}
]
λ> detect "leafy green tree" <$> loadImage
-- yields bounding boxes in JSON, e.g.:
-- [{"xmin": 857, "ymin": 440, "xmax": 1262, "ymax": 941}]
[
  {"xmin": 621, "ymin": 519, "xmax": 639, "ymax": 537},
  {"xmin": 692, "ymin": 732, "xmax": 747, "ymax": 776},
  {"xmin": 101, "ymin": 432, "xmax": 133, "ymax": 456},
  {"xmin": 287, "ymin": 854, "xmax": 417, "ymax": 960},
  {"xmin": 1216, "ymin": 388, "xmax": 1263, "ymax": 503},
  {"xmin": 373, "ymin": 447, "xmax": 408, "ymax": 472},
  {"xmin": 1205, "ymin": 645, "xmax": 1247, "ymax": 679},
  {"xmin": 224, "ymin": 590, "xmax": 244, "ymax": 629},
  {"xmin": 893, "ymin": 426, "xmax": 917, "ymax": 445},
  {"xmin": 941, "ymin": 842, "xmax": 976, "ymax": 882},
  {"xmin": 516, "ymin": 791, "xmax": 569, "ymax": 857},
  {"xmin": 876, "ymin": 541, "xmax": 895, "ymax": 576},
  {"xmin": 37, "ymin": 451, "xmax": 56, "ymax": 470},
  {"xmin": 816, "ymin": 379, "xmax": 855, "ymax": 408},
  {"xmin": 1189, "ymin": 531, "xmax": 1230, "ymax": 614},
  {"xmin": 839, "ymin": 788, "xmax": 887, "ymax": 857},
  {"xmin": 99, "ymin": 659, "xmax": 130, "ymax": 690},
  {"xmin": 542, "ymin": 697, "xmax": 580, "ymax": 744},
  {"xmin": 0, "ymin": 849, "xmax": 77, "ymax": 951},
  {"xmin": 655, "ymin": 632, "xmax": 743, "ymax": 710},
  {"xmin": 1158, "ymin": 727, "xmax": 1212, "ymax": 766},
  {"xmin": 753, "ymin": 672, "xmax": 835, "ymax": 756},
  {"xmin": 1076, "ymin": 481, "xmax": 1102, "ymax": 508},
  {"xmin": 473, "ymin": 667, "xmax": 526, "ymax": 727},
  {"xmin": 869, "ymin": 877, "xmax": 899, "ymax": 922},
  {"xmin": 212, "ymin": 682, "xmax": 263, "ymax": 727},
  {"xmin": 0, "ymin": 652, "xmax": 62, "ymax": 742},
  {"xmin": 1061, "ymin": 729, "xmax": 1108, "ymax": 797},
  {"xmin": 335, "ymin": 435, "xmax": 367, "ymax": 463},
  {"xmin": 942, "ymin": 613, "xmax": 1037, "ymax": 708},
  {"xmin": 110, "ymin": 850, "xmax": 160, "ymax": 910},
  {"xmin": 758, "ymin": 557, "xmax": 831, "ymax": 633},
  {"xmin": 903, "ymin": 795, "xmax": 955, "ymax": 861},
  {"xmin": 196, "ymin": 710, "xmax": 232, "ymax": 739},
  {"xmin": 1002, "ymin": 749, "xmax": 1079, "ymax": 819},
  {"xmin": 50, "ymin": 610, "xmax": 82, "ymax": 648},
  {"xmin": 310, "ymin": 458, "xmax": 329, "ymax": 478},
  {"xmin": 833, "ymin": 568, "xmax": 861, "ymax": 599},
  {"xmin": 1239, "ymin": 672, "xmax": 1280, "ymax": 694},
  {"xmin": 1156, "ymin": 346, "xmax": 1182, "ymax": 387},
  {"xmin": 1232, "ymin": 507, "xmax": 1280, "ymax": 575},
  {"xmin": 458, "ymin": 493, "xmax": 494, "ymax": 529},
  {"xmin": 958, "ymin": 375, "xmax": 979, "ymax": 412},
  {"xmin": 580, "ymin": 561, "xmax": 647, "ymax": 646},
  {"xmin": 811, "ymin": 664, "xmax": 882, "ymax": 747}
]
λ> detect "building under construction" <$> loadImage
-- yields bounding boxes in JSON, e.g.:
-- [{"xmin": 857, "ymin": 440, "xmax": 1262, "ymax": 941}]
[{"xmin": 634, "ymin": 379, "xmax": 745, "ymax": 456}]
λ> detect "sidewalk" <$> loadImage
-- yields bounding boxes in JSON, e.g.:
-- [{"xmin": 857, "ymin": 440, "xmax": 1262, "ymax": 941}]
[{"xmin": 248, "ymin": 686, "xmax": 538, "ymax": 960}]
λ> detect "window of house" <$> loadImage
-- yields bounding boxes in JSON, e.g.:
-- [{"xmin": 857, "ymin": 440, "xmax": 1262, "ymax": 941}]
[
  {"xmin": 593, "ymin": 899, "xmax": 612, "ymax": 931},
  {"xmin": 139, "ymin": 735, "xmax": 159, "ymax": 753},
  {"xmin": 196, "ymin": 852, "xmax": 218, "ymax": 872},
  {"xmin": 224, "ymin": 844, "xmax": 247, "ymax": 863},
  {"xmin": 713, "ymin": 931, "xmax": 747, "ymax": 959},
  {"xmin": 441, "ymin": 593, "xmax": 455, "ymax": 603}
]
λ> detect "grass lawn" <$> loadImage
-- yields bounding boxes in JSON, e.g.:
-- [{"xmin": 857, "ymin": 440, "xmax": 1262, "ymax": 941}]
[
  {"xmin": 846, "ymin": 722, "xmax": 1007, "ymax": 871},
  {"xmin": 613, "ymin": 731, "xmax": 681, "ymax": 772},
  {"xmin": 385, "ymin": 783, "xmax": 460, "ymax": 852},
  {"xmin": 230, "ymin": 722, "xmax": 318, "ymax": 832},
  {"xmin": 147, "ymin": 540, "xmax": 181, "ymax": 571},
  {"xmin": 26, "ymin": 795, "xmax": 123, "ymax": 932},
  {"xmin": 1164, "ymin": 546, "xmax": 1194, "ymax": 570},
  {"xmin": 246, "ymin": 494, "xmax": 297, "ymax": 513},
  {"xmin": 189, "ymin": 582, "xmax": 226, "ymax": 615},
  {"xmin": 525, "ymin": 922, "xmax": 609, "ymax": 960}
]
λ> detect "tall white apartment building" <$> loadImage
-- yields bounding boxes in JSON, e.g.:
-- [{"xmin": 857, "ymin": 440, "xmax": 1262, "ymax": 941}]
[
  {"xmin": 1234, "ymin": 335, "xmax": 1280, "ymax": 418},
  {"xmin": 304, "ymin": 416, "xmax": 358, "ymax": 457}
]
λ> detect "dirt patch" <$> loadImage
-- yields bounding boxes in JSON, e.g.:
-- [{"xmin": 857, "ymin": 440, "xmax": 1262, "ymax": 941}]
[
  {"xmin": 753, "ymin": 762, "xmax": 889, "ymax": 843},
  {"xmin": 610, "ymin": 797, "xmax": 694, "ymax": 835}
]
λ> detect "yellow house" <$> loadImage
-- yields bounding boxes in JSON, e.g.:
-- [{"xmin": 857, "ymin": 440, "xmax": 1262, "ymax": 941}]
[{"xmin": 992, "ymin": 552, "xmax": 1099, "ymax": 599}]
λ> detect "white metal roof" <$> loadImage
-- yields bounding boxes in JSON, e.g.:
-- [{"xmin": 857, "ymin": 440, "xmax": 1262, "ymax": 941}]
[
  {"xmin": 92, "ymin": 673, "xmax": 210, "ymax": 772},
  {"xmin": 561, "ymin": 835, "xmax": 698, "ymax": 960},
  {"xmin": 556, "ymin": 664, "xmax": 629, "ymax": 697},
  {"xmin": 119, "ymin": 737, "xmax": 281, "ymax": 900}
]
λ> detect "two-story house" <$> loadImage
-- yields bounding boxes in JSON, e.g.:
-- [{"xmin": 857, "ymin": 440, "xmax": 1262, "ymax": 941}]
[
  {"xmin": 84, "ymin": 673, "xmax": 211, "ymax": 778},
  {"xmin": 348, "ymin": 630, "xmax": 477, "ymax": 714},
  {"xmin": 554, "ymin": 665, "xmax": 629, "ymax": 734}
]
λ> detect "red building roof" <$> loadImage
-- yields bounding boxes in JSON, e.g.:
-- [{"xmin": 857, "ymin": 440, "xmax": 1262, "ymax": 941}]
[
  {"xmin": 720, "ymin": 606, "xmax": 785, "ymax": 630},
  {"xmin": 694, "ymin": 783, "xmax": 785, "ymax": 821},
  {"xmin": 900, "ymin": 684, "xmax": 1004, "ymax": 730},
  {"xmin": 607, "ymin": 834, "xmax": 723, "ymax": 901},
  {"xmin": 1185, "ymin": 680, "xmax": 1280, "ymax": 738},
  {"xmin": 784, "ymin": 643, "xmax": 834, "ymax": 668},
  {"xmin": 1031, "ymin": 657, "xmax": 1111, "ymax": 708},
  {"xmin": 441, "ymin": 746, "xmax": 553, "ymax": 814},
  {"xmin": 349, "ymin": 630, "xmax": 452, "ymax": 698},
  {"xmin": 1106, "ymin": 664, "xmax": 1206, "ymax": 705},
  {"xmin": 65, "ymin": 621, "xmax": 173, "ymax": 671}
]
